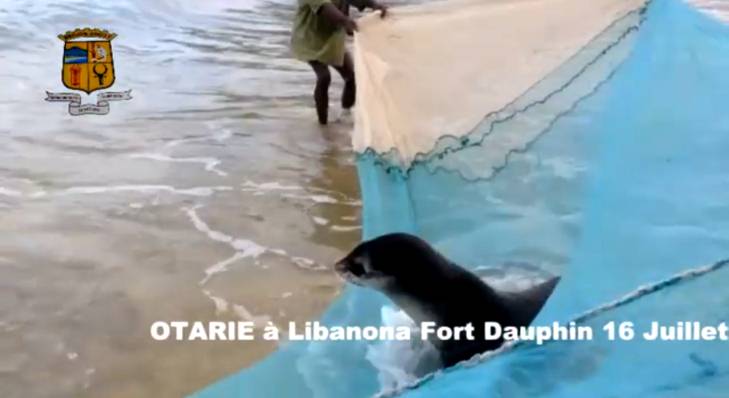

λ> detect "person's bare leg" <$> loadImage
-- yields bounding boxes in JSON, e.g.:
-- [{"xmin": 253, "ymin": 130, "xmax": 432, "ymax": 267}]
[
  {"xmin": 309, "ymin": 61, "xmax": 332, "ymax": 124},
  {"xmin": 333, "ymin": 52, "xmax": 355, "ymax": 109}
]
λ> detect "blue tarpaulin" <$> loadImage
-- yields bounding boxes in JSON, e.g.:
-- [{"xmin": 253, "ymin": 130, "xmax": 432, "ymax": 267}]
[{"xmin": 193, "ymin": 0, "xmax": 729, "ymax": 396}]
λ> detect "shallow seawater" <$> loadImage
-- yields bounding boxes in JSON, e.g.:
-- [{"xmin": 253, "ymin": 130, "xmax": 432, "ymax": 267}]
[{"xmin": 0, "ymin": 1, "xmax": 362, "ymax": 397}]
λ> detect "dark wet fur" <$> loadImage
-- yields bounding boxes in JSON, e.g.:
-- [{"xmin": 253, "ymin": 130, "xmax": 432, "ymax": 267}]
[{"xmin": 337, "ymin": 233, "xmax": 560, "ymax": 368}]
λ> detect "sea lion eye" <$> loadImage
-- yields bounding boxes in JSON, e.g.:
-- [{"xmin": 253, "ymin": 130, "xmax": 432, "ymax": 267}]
[{"xmin": 349, "ymin": 257, "xmax": 366, "ymax": 276}]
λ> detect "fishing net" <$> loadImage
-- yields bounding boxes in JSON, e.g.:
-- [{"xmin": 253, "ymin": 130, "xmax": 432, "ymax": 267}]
[{"xmin": 193, "ymin": 0, "xmax": 729, "ymax": 396}]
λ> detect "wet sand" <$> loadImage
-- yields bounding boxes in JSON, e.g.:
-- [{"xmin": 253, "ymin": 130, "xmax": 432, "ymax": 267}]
[{"xmin": 0, "ymin": 1, "xmax": 361, "ymax": 397}]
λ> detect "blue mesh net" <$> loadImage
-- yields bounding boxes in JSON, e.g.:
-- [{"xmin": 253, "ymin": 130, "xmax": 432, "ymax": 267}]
[{"xmin": 192, "ymin": 0, "xmax": 729, "ymax": 396}]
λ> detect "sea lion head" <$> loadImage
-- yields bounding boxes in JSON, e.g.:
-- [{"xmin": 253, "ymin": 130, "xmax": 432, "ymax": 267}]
[{"xmin": 334, "ymin": 233, "xmax": 445, "ymax": 292}]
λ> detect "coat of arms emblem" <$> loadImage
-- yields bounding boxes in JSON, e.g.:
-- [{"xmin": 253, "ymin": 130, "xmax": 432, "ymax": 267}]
[{"xmin": 46, "ymin": 28, "xmax": 132, "ymax": 115}]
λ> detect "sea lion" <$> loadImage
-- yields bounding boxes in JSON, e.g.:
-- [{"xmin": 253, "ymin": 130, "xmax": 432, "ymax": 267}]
[{"xmin": 335, "ymin": 233, "xmax": 560, "ymax": 368}]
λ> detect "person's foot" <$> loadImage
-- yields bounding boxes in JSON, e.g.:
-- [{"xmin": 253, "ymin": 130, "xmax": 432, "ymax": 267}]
[
  {"xmin": 316, "ymin": 111, "xmax": 328, "ymax": 125},
  {"xmin": 338, "ymin": 108, "xmax": 353, "ymax": 124}
]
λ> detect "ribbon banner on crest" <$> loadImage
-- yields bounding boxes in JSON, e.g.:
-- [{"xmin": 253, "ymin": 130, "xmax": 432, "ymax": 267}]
[{"xmin": 45, "ymin": 90, "xmax": 132, "ymax": 115}]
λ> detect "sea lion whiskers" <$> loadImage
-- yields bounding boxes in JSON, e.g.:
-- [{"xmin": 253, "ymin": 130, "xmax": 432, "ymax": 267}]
[{"xmin": 334, "ymin": 251, "xmax": 390, "ymax": 289}]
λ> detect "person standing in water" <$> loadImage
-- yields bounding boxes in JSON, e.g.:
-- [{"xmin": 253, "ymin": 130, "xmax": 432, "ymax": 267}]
[{"xmin": 292, "ymin": 0, "xmax": 387, "ymax": 125}]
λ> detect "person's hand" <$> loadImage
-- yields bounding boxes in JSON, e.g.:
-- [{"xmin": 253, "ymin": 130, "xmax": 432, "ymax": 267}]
[{"xmin": 344, "ymin": 17, "xmax": 358, "ymax": 35}]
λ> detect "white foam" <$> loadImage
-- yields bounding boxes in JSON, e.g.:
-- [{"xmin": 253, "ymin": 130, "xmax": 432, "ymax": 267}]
[
  {"xmin": 185, "ymin": 206, "xmax": 261, "ymax": 251},
  {"xmin": 129, "ymin": 152, "xmax": 228, "ymax": 177},
  {"xmin": 232, "ymin": 304, "xmax": 272, "ymax": 328},
  {"xmin": 29, "ymin": 191, "xmax": 48, "ymax": 198},
  {"xmin": 331, "ymin": 225, "xmax": 362, "ymax": 232},
  {"xmin": 202, "ymin": 290, "xmax": 274, "ymax": 328},
  {"xmin": 366, "ymin": 307, "xmax": 441, "ymax": 392},
  {"xmin": 165, "ymin": 128, "xmax": 233, "ymax": 148},
  {"xmin": 200, "ymin": 254, "xmax": 245, "ymax": 285},
  {"xmin": 312, "ymin": 216, "xmax": 329, "ymax": 226},
  {"xmin": 1, "ymin": 184, "xmax": 230, "ymax": 200},
  {"xmin": 83, "ymin": 367, "xmax": 96, "ymax": 390},
  {"xmin": 309, "ymin": 194, "xmax": 340, "ymax": 204},
  {"xmin": 184, "ymin": 206, "xmax": 268, "ymax": 284},
  {"xmin": 269, "ymin": 248, "xmax": 288, "ymax": 256},
  {"xmin": 282, "ymin": 192, "xmax": 358, "ymax": 205},
  {"xmin": 366, "ymin": 267, "xmax": 550, "ymax": 394},
  {"xmin": 0, "ymin": 187, "xmax": 23, "ymax": 198},
  {"xmin": 203, "ymin": 289, "xmax": 231, "ymax": 315},
  {"xmin": 241, "ymin": 180, "xmax": 304, "ymax": 192},
  {"xmin": 184, "ymin": 205, "xmax": 325, "ymax": 283},
  {"xmin": 62, "ymin": 185, "xmax": 232, "ymax": 197},
  {"xmin": 292, "ymin": 256, "xmax": 327, "ymax": 271},
  {"xmin": 475, "ymin": 265, "xmax": 550, "ymax": 292},
  {"xmin": 231, "ymin": 239, "xmax": 268, "ymax": 257},
  {"xmin": 0, "ymin": 321, "xmax": 18, "ymax": 332},
  {"xmin": 242, "ymin": 180, "xmax": 361, "ymax": 206},
  {"xmin": 691, "ymin": 0, "xmax": 729, "ymax": 22}
]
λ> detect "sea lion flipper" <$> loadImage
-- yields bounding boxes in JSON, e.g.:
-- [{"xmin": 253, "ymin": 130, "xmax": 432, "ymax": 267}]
[{"xmin": 503, "ymin": 276, "xmax": 561, "ymax": 326}]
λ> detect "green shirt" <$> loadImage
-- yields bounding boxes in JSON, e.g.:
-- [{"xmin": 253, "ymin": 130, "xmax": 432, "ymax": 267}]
[{"xmin": 291, "ymin": 0, "xmax": 365, "ymax": 66}]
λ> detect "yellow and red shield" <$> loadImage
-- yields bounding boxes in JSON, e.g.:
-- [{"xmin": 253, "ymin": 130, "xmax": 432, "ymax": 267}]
[{"xmin": 59, "ymin": 28, "xmax": 117, "ymax": 94}]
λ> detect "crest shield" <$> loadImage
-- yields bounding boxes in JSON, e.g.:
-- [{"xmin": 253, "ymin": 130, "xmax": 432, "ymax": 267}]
[
  {"xmin": 59, "ymin": 29, "xmax": 116, "ymax": 94},
  {"xmin": 47, "ymin": 28, "xmax": 131, "ymax": 115}
]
